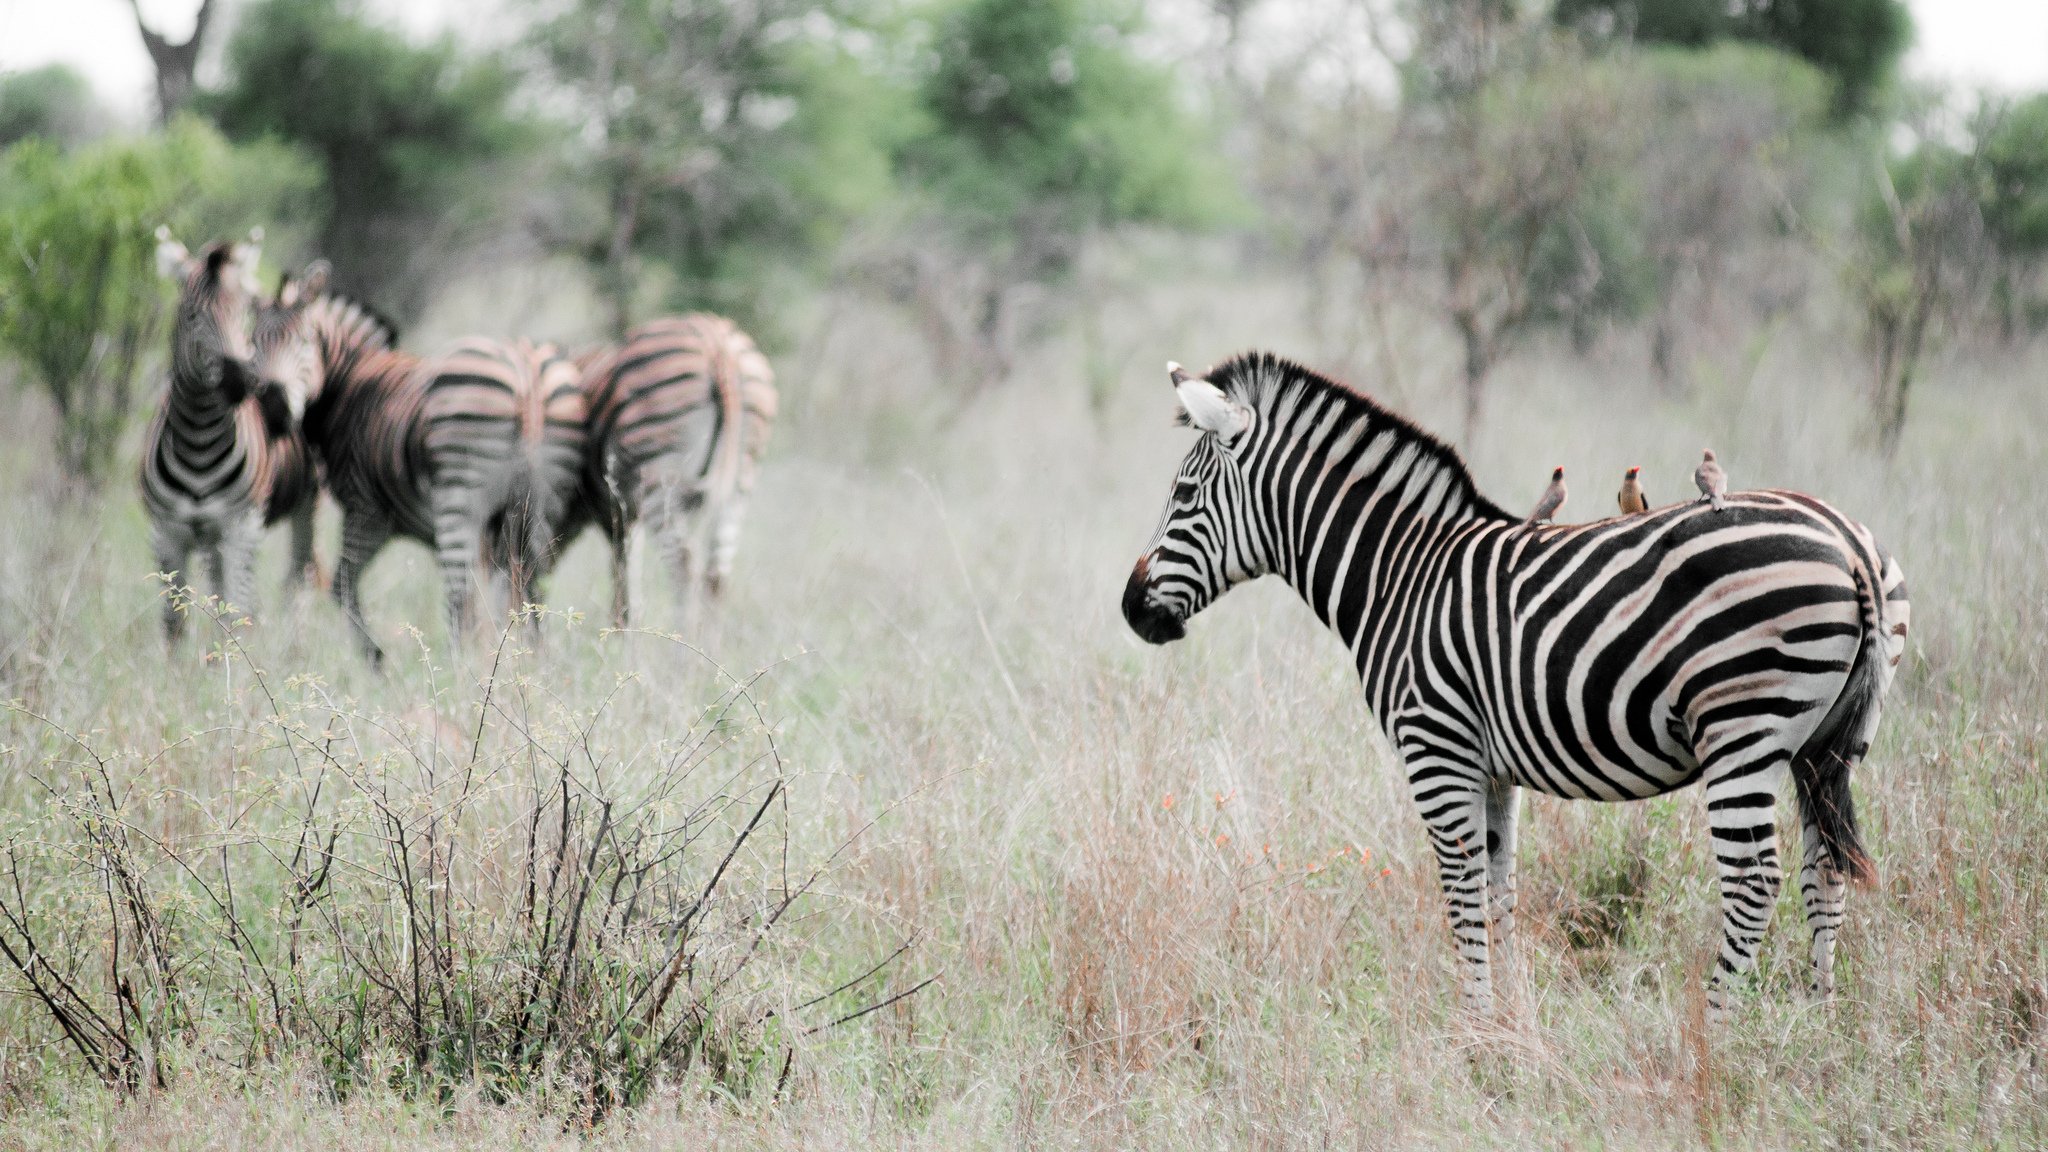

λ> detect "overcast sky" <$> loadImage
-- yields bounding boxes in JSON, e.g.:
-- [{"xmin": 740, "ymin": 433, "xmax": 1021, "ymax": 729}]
[{"xmin": 3, "ymin": 0, "xmax": 2045, "ymax": 125}]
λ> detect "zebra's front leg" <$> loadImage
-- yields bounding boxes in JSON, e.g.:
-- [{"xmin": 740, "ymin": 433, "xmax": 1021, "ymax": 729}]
[
  {"xmin": 1703, "ymin": 765, "xmax": 1787, "ymax": 1016},
  {"xmin": 219, "ymin": 512, "xmax": 264, "ymax": 625},
  {"xmin": 1408, "ymin": 761, "xmax": 1496, "ymax": 1015},
  {"xmin": 1484, "ymin": 777, "xmax": 1522, "ymax": 990},
  {"xmin": 285, "ymin": 493, "xmax": 319, "ymax": 592},
  {"xmin": 1799, "ymin": 804, "xmax": 1849, "ymax": 999},
  {"xmin": 332, "ymin": 512, "xmax": 392, "ymax": 668},
  {"xmin": 151, "ymin": 527, "xmax": 193, "ymax": 645}
]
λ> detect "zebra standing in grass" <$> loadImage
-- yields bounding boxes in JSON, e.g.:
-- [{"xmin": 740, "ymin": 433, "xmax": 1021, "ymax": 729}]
[
  {"xmin": 1123, "ymin": 353, "xmax": 1910, "ymax": 1015},
  {"xmin": 251, "ymin": 262, "xmax": 587, "ymax": 665},
  {"xmin": 141, "ymin": 230, "xmax": 320, "ymax": 641},
  {"xmin": 572, "ymin": 314, "xmax": 777, "ymax": 627}
]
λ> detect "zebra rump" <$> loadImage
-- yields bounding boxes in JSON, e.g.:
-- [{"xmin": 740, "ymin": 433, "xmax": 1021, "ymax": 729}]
[{"xmin": 574, "ymin": 313, "xmax": 777, "ymax": 625}]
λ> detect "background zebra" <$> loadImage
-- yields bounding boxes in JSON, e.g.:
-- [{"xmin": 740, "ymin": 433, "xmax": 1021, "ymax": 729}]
[
  {"xmin": 141, "ymin": 230, "xmax": 319, "ymax": 641},
  {"xmin": 1123, "ymin": 352, "xmax": 1911, "ymax": 1016},
  {"xmin": 252, "ymin": 263, "xmax": 586, "ymax": 665},
  {"xmin": 573, "ymin": 313, "xmax": 777, "ymax": 627}
]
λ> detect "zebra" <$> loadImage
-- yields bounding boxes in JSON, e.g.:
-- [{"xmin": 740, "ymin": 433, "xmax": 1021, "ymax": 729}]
[
  {"xmin": 141, "ymin": 229, "xmax": 319, "ymax": 642},
  {"xmin": 571, "ymin": 314, "xmax": 777, "ymax": 627},
  {"xmin": 1122, "ymin": 353, "xmax": 1911, "ymax": 1016},
  {"xmin": 251, "ymin": 262, "xmax": 588, "ymax": 665}
]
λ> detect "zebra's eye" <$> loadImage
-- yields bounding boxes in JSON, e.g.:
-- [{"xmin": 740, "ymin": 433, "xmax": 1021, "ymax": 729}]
[{"xmin": 1173, "ymin": 480, "xmax": 1199, "ymax": 504}]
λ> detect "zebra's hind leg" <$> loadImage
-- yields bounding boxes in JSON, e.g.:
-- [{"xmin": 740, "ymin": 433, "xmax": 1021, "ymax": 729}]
[
  {"xmin": 332, "ymin": 511, "xmax": 393, "ymax": 668},
  {"xmin": 285, "ymin": 493, "xmax": 319, "ymax": 593},
  {"xmin": 1798, "ymin": 806, "xmax": 1849, "ymax": 998},
  {"xmin": 608, "ymin": 522, "xmax": 632, "ymax": 629},
  {"xmin": 431, "ymin": 489, "xmax": 484, "ymax": 649},
  {"xmin": 1483, "ymin": 777, "xmax": 1523, "ymax": 992},
  {"xmin": 705, "ymin": 491, "xmax": 748, "ymax": 600},
  {"xmin": 1702, "ymin": 760, "xmax": 1789, "ymax": 1016}
]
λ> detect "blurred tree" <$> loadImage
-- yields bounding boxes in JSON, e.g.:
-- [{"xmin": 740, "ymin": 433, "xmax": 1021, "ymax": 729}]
[
  {"xmin": 0, "ymin": 65, "xmax": 108, "ymax": 150},
  {"xmin": 0, "ymin": 119, "xmax": 314, "ymax": 490},
  {"xmin": 125, "ymin": 0, "xmax": 219, "ymax": 125},
  {"xmin": 902, "ymin": 0, "xmax": 1229, "ymax": 390},
  {"xmin": 205, "ymin": 0, "xmax": 524, "ymax": 325},
  {"xmin": 1850, "ymin": 135, "xmax": 1987, "ymax": 457},
  {"xmin": 529, "ymin": 0, "xmax": 906, "ymax": 339},
  {"xmin": 1978, "ymin": 93, "xmax": 2048, "ymax": 339},
  {"xmin": 1554, "ymin": 0, "xmax": 1909, "ymax": 117}
]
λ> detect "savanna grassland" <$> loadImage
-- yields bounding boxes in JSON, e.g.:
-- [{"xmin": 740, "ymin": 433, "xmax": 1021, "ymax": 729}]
[{"xmin": 0, "ymin": 257, "xmax": 2044, "ymax": 1150}]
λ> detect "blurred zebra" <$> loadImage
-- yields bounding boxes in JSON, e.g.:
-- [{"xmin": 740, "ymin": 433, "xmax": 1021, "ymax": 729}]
[
  {"xmin": 573, "ymin": 314, "xmax": 777, "ymax": 627},
  {"xmin": 141, "ymin": 229, "xmax": 319, "ymax": 641},
  {"xmin": 1124, "ymin": 353, "xmax": 1911, "ymax": 1016},
  {"xmin": 252, "ymin": 263, "xmax": 587, "ymax": 665}
]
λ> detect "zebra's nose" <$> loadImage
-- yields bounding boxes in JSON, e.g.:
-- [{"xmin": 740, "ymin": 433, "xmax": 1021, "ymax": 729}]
[{"xmin": 1123, "ymin": 555, "xmax": 1185, "ymax": 644}]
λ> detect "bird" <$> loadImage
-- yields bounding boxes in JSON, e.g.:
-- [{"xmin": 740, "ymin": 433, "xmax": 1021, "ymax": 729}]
[
  {"xmin": 1695, "ymin": 450, "xmax": 1728, "ymax": 511},
  {"xmin": 1527, "ymin": 466, "xmax": 1567, "ymax": 524},
  {"xmin": 1617, "ymin": 466, "xmax": 1648, "ymax": 514}
]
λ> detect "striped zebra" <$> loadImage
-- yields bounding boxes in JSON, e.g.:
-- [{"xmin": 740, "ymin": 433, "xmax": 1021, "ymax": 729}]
[
  {"xmin": 573, "ymin": 314, "xmax": 777, "ymax": 627},
  {"xmin": 1122, "ymin": 353, "xmax": 1911, "ymax": 1015},
  {"xmin": 251, "ymin": 263, "xmax": 587, "ymax": 665},
  {"xmin": 142, "ymin": 230, "xmax": 319, "ymax": 641}
]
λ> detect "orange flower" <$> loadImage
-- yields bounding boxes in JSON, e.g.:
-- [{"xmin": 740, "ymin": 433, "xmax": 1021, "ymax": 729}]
[
  {"xmin": 1215, "ymin": 832, "xmax": 1230, "ymax": 847},
  {"xmin": 1162, "ymin": 792, "xmax": 1175, "ymax": 810}
]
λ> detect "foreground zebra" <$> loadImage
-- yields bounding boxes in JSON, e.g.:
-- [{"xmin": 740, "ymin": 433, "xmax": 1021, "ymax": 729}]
[
  {"xmin": 252, "ymin": 263, "xmax": 587, "ymax": 665},
  {"xmin": 142, "ymin": 231, "xmax": 319, "ymax": 640},
  {"xmin": 573, "ymin": 314, "xmax": 777, "ymax": 627},
  {"xmin": 1123, "ymin": 353, "xmax": 1910, "ymax": 1014}
]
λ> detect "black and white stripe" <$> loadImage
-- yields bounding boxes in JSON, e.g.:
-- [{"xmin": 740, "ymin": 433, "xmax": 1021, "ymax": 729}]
[
  {"xmin": 1124, "ymin": 353, "xmax": 1911, "ymax": 1014},
  {"xmin": 253, "ymin": 264, "xmax": 585, "ymax": 664},
  {"xmin": 140, "ymin": 233, "xmax": 317, "ymax": 640}
]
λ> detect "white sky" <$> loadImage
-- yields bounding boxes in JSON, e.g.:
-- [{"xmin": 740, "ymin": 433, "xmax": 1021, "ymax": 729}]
[{"xmin": 2, "ymin": 0, "xmax": 2045, "ymax": 125}]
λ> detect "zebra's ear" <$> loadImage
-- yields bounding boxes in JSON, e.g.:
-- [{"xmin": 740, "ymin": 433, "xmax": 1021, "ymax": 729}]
[
  {"xmin": 1172, "ymin": 369, "xmax": 1251, "ymax": 442},
  {"xmin": 154, "ymin": 226, "xmax": 190, "ymax": 282},
  {"xmin": 230, "ymin": 227, "xmax": 265, "ymax": 296},
  {"xmin": 281, "ymin": 260, "xmax": 331, "ymax": 308}
]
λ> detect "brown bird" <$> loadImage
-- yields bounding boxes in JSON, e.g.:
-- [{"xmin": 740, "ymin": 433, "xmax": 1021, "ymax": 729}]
[
  {"xmin": 1694, "ymin": 449, "xmax": 1728, "ymax": 511},
  {"xmin": 1527, "ymin": 466, "xmax": 1567, "ymax": 524},
  {"xmin": 1616, "ymin": 466, "xmax": 1648, "ymax": 514}
]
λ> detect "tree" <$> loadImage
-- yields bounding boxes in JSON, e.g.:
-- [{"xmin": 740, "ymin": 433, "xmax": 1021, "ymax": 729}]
[
  {"xmin": 529, "ymin": 0, "xmax": 904, "ymax": 339},
  {"xmin": 0, "ymin": 119, "xmax": 313, "ymax": 490},
  {"xmin": 205, "ymin": 0, "xmax": 523, "ymax": 325},
  {"xmin": 1850, "ymin": 135, "xmax": 1987, "ymax": 457},
  {"xmin": 0, "ymin": 65, "xmax": 108, "ymax": 150},
  {"xmin": 125, "ymin": 0, "xmax": 220, "ymax": 125},
  {"xmin": 1978, "ymin": 93, "xmax": 2048, "ymax": 339},
  {"xmin": 1555, "ymin": 0, "xmax": 1910, "ymax": 117},
  {"xmin": 900, "ymin": 0, "xmax": 1229, "ymax": 390}
]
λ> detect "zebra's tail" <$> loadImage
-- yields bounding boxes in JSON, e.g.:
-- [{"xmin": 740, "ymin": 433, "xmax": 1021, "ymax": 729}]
[{"xmin": 1790, "ymin": 563, "xmax": 1887, "ymax": 888}]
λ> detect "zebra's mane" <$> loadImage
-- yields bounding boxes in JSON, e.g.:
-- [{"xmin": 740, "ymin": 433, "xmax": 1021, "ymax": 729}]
[
  {"xmin": 311, "ymin": 292, "xmax": 400, "ymax": 351},
  {"xmin": 1204, "ymin": 351, "xmax": 1514, "ymax": 523}
]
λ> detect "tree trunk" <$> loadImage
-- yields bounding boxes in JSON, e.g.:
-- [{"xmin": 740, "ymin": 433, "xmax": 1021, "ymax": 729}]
[
  {"xmin": 601, "ymin": 178, "xmax": 642, "ymax": 341},
  {"xmin": 1454, "ymin": 308, "xmax": 1490, "ymax": 449},
  {"xmin": 128, "ymin": 0, "xmax": 215, "ymax": 126}
]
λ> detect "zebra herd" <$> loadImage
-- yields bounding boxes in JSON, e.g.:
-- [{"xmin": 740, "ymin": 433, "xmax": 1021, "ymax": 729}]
[
  {"xmin": 139, "ymin": 232, "xmax": 1916, "ymax": 1016},
  {"xmin": 141, "ymin": 230, "xmax": 775, "ymax": 664},
  {"xmin": 1125, "ymin": 353, "xmax": 1911, "ymax": 1015}
]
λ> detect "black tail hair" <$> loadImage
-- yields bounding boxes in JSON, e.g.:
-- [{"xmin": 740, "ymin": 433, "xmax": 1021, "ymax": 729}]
[{"xmin": 1790, "ymin": 570, "xmax": 1883, "ymax": 886}]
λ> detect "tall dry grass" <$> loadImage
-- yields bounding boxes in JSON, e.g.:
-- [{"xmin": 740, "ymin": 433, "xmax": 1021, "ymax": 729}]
[{"xmin": 0, "ymin": 246, "xmax": 2043, "ymax": 1148}]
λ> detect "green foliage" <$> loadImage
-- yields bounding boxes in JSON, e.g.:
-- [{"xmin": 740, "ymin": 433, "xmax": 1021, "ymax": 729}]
[
  {"xmin": 0, "ymin": 119, "xmax": 311, "ymax": 489},
  {"xmin": 1981, "ymin": 94, "xmax": 2048, "ymax": 258},
  {"xmin": 205, "ymin": 0, "xmax": 525, "ymax": 323},
  {"xmin": 531, "ymin": 0, "xmax": 910, "ymax": 336},
  {"xmin": 912, "ymin": 0, "xmax": 1227, "ymax": 239},
  {"xmin": 1555, "ymin": 0, "xmax": 1910, "ymax": 116},
  {"xmin": 0, "ymin": 64, "xmax": 106, "ymax": 151}
]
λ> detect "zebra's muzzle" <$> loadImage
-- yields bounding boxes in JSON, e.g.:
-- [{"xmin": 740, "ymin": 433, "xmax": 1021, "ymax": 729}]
[{"xmin": 1123, "ymin": 556, "xmax": 1185, "ymax": 644}]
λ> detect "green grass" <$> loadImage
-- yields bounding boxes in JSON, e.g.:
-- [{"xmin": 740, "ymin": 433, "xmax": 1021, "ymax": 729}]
[{"xmin": 0, "ymin": 261, "xmax": 2043, "ymax": 1149}]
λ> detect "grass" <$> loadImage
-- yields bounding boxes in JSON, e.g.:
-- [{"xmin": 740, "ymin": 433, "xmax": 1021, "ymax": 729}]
[{"xmin": 0, "ymin": 252, "xmax": 2043, "ymax": 1148}]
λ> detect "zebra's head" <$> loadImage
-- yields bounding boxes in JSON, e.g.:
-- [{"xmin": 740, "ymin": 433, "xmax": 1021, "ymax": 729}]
[
  {"xmin": 158, "ymin": 227, "xmax": 263, "ymax": 408},
  {"xmin": 1124, "ymin": 361, "xmax": 1270, "ymax": 645},
  {"xmin": 250, "ymin": 260, "xmax": 337, "ymax": 435}
]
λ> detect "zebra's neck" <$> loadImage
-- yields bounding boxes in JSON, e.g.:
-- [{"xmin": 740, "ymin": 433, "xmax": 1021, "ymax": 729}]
[{"xmin": 1217, "ymin": 354, "xmax": 1512, "ymax": 696}]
